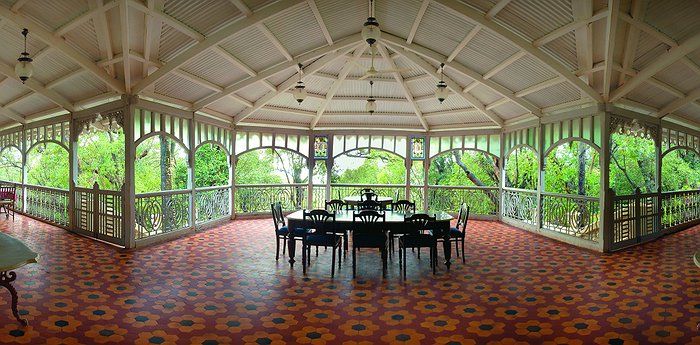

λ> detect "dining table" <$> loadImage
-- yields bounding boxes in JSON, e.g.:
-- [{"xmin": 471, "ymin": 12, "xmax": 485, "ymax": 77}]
[
  {"xmin": 286, "ymin": 209, "xmax": 454, "ymax": 269},
  {"xmin": 0, "ymin": 232, "xmax": 39, "ymax": 325},
  {"xmin": 342, "ymin": 195, "xmax": 393, "ymax": 207}
]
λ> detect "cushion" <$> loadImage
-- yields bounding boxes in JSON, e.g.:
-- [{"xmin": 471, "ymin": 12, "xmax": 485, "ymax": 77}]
[
  {"xmin": 400, "ymin": 234, "xmax": 436, "ymax": 248},
  {"xmin": 305, "ymin": 234, "xmax": 340, "ymax": 246},
  {"xmin": 275, "ymin": 225, "xmax": 289, "ymax": 235}
]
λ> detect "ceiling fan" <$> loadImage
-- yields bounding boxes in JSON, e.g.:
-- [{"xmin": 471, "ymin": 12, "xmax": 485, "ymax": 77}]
[{"xmin": 355, "ymin": 45, "xmax": 409, "ymax": 80}]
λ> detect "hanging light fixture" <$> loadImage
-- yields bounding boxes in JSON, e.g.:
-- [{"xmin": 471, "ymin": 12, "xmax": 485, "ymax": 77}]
[
  {"xmin": 366, "ymin": 80, "xmax": 376, "ymax": 114},
  {"xmin": 291, "ymin": 63, "xmax": 307, "ymax": 104},
  {"xmin": 435, "ymin": 63, "xmax": 449, "ymax": 104},
  {"xmin": 15, "ymin": 28, "xmax": 33, "ymax": 84},
  {"xmin": 361, "ymin": 0, "xmax": 381, "ymax": 46}
]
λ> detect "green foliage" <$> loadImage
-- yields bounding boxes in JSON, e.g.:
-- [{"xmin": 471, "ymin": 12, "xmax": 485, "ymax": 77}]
[
  {"xmin": 505, "ymin": 147, "xmax": 537, "ymax": 190},
  {"xmin": 76, "ymin": 128, "xmax": 125, "ymax": 190},
  {"xmin": 313, "ymin": 160, "xmax": 327, "ymax": 184},
  {"xmin": 195, "ymin": 143, "xmax": 229, "ymax": 187},
  {"xmin": 0, "ymin": 147, "xmax": 22, "ymax": 182},
  {"xmin": 235, "ymin": 148, "xmax": 307, "ymax": 185},
  {"xmin": 609, "ymin": 134, "xmax": 656, "ymax": 195},
  {"xmin": 27, "ymin": 143, "xmax": 69, "ymax": 189},
  {"xmin": 135, "ymin": 136, "xmax": 188, "ymax": 193},
  {"xmin": 428, "ymin": 150, "xmax": 498, "ymax": 187},
  {"xmin": 661, "ymin": 148, "xmax": 700, "ymax": 192},
  {"xmin": 331, "ymin": 149, "xmax": 405, "ymax": 184},
  {"xmin": 410, "ymin": 161, "xmax": 424, "ymax": 186},
  {"xmin": 544, "ymin": 141, "xmax": 600, "ymax": 196}
]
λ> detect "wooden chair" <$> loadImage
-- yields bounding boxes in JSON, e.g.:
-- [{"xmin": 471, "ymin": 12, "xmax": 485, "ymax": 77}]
[
  {"xmin": 352, "ymin": 210, "xmax": 387, "ymax": 277},
  {"xmin": 435, "ymin": 203, "xmax": 469, "ymax": 264},
  {"xmin": 325, "ymin": 199, "xmax": 348, "ymax": 253},
  {"xmin": 271, "ymin": 202, "xmax": 309, "ymax": 261},
  {"xmin": 360, "ymin": 192, "xmax": 378, "ymax": 202},
  {"xmin": 359, "ymin": 188, "xmax": 375, "ymax": 194},
  {"xmin": 388, "ymin": 200, "xmax": 416, "ymax": 258},
  {"xmin": 0, "ymin": 184, "xmax": 17, "ymax": 221},
  {"xmin": 357, "ymin": 200, "xmax": 382, "ymax": 210},
  {"xmin": 400, "ymin": 213, "xmax": 437, "ymax": 279},
  {"xmin": 302, "ymin": 209, "xmax": 341, "ymax": 277}
]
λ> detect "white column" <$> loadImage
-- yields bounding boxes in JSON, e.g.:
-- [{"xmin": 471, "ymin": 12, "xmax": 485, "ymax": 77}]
[
  {"xmin": 307, "ymin": 136, "xmax": 315, "ymax": 209},
  {"xmin": 536, "ymin": 120, "xmax": 544, "ymax": 230},
  {"xmin": 600, "ymin": 111, "xmax": 612, "ymax": 252},
  {"xmin": 68, "ymin": 113, "xmax": 77, "ymax": 231},
  {"xmin": 405, "ymin": 137, "xmax": 411, "ymax": 201},
  {"xmin": 123, "ymin": 101, "xmax": 136, "ymax": 248},
  {"xmin": 189, "ymin": 114, "xmax": 196, "ymax": 230}
]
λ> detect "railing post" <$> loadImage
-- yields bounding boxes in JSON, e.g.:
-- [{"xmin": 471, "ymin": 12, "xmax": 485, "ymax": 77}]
[
  {"xmin": 634, "ymin": 188, "xmax": 641, "ymax": 243},
  {"xmin": 92, "ymin": 182, "xmax": 100, "ymax": 238}
]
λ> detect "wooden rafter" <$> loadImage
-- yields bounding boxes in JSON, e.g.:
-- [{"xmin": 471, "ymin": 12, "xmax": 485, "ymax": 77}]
[
  {"xmin": 258, "ymin": 24, "xmax": 293, "ymax": 61},
  {"xmin": 308, "ymin": 0, "xmax": 333, "ymax": 45},
  {"xmin": 376, "ymin": 44, "xmax": 429, "ymax": 131},
  {"xmin": 609, "ymin": 32, "xmax": 700, "ymax": 102},
  {"xmin": 407, "ymin": 0, "xmax": 430, "ymax": 44},
  {"xmin": 0, "ymin": 6, "xmax": 125, "ymax": 93},
  {"xmin": 657, "ymin": 87, "xmax": 700, "ymax": 118},
  {"xmin": 310, "ymin": 46, "xmax": 367, "ymax": 129},
  {"xmin": 483, "ymin": 51, "xmax": 526, "ymax": 79},
  {"xmin": 533, "ymin": 8, "xmax": 607, "ymax": 48},
  {"xmin": 229, "ymin": 0, "xmax": 253, "ymax": 16},
  {"xmin": 617, "ymin": 0, "xmax": 647, "ymax": 86},
  {"xmin": 434, "ymin": 0, "xmax": 603, "ymax": 103},
  {"xmin": 447, "ymin": 26, "xmax": 481, "ymax": 63},
  {"xmin": 55, "ymin": 1, "xmax": 119, "ymax": 36},
  {"xmin": 211, "ymin": 46, "xmax": 276, "ymax": 91},
  {"xmin": 0, "ymin": 62, "xmax": 74, "ymax": 111},
  {"xmin": 382, "ymin": 33, "xmax": 541, "ymax": 116},
  {"xmin": 93, "ymin": 0, "xmax": 116, "ymax": 77},
  {"xmin": 120, "ymin": 0, "xmax": 131, "ymax": 93},
  {"xmin": 127, "ymin": 0, "xmax": 204, "ymax": 41},
  {"xmin": 392, "ymin": 47, "xmax": 504, "ymax": 127},
  {"xmin": 132, "ymin": 0, "xmax": 306, "ymax": 94},
  {"xmin": 232, "ymin": 44, "xmax": 360, "ymax": 124},
  {"xmin": 572, "ymin": 0, "xmax": 594, "ymax": 84},
  {"xmin": 45, "ymin": 69, "xmax": 86, "ymax": 89},
  {"xmin": 485, "ymin": 0, "xmax": 512, "ymax": 19},
  {"xmin": 142, "ymin": 0, "xmax": 163, "ymax": 78},
  {"xmin": 602, "ymin": 0, "xmax": 620, "ymax": 100},
  {"xmin": 0, "ymin": 105, "xmax": 27, "ymax": 124},
  {"xmin": 619, "ymin": 12, "xmax": 678, "ymax": 47},
  {"xmin": 10, "ymin": 0, "xmax": 30, "ymax": 12},
  {"xmin": 514, "ymin": 77, "xmax": 565, "ymax": 97},
  {"xmin": 194, "ymin": 33, "xmax": 362, "ymax": 110}
]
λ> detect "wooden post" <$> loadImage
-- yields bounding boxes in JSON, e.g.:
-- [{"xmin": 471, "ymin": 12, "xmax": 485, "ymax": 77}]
[
  {"xmin": 123, "ymin": 100, "xmax": 136, "ymax": 248},
  {"xmin": 92, "ymin": 182, "xmax": 100, "ymax": 238},
  {"xmin": 600, "ymin": 109, "xmax": 612, "ymax": 252},
  {"xmin": 536, "ymin": 121, "xmax": 544, "ymax": 230},
  {"xmin": 68, "ymin": 115, "xmax": 77, "ymax": 232},
  {"xmin": 307, "ymin": 136, "xmax": 314, "ymax": 209},
  {"xmin": 189, "ymin": 114, "xmax": 196, "ymax": 230},
  {"xmin": 405, "ymin": 137, "xmax": 411, "ymax": 201}
]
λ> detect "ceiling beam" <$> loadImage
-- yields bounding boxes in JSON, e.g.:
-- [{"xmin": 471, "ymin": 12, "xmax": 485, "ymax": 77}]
[
  {"xmin": 485, "ymin": 98, "xmax": 510, "ymax": 110},
  {"xmin": 447, "ymin": 26, "xmax": 480, "ymax": 63},
  {"xmin": 407, "ymin": 0, "xmax": 430, "ymax": 44},
  {"xmin": 194, "ymin": 33, "xmax": 362, "ymax": 110},
  {"xmin": 485, "ymin": 0, "xmax": 512, "ymax": 19},
  {"xmin": 0, "ymin": 105, "xmax": 26, "ymax": 124},
  {"xmin": 93, "ymin": 0, "xmax": 116, "ymax": 77},
  {"xmin": 376, "ymin": 44, "xmax": 429, "ymax": 131},
  {"xmin": 609, "ymin": 32, "xmax": 700, "ymax": 102},
  {"xmin": 45, "ymin": 69, "xmax": 86, "ymax": 89},
  {"xmin": 262, "ymin": 106, "xmax": 315, "ymax": 117},
  {"xmin": 307, "ymin": 0, "xmax": 333, "ymax": 45},
  {"xmin": 311, "ymin": 46, "xmax": 367, "ymax": 129},
  {"xmin": 434, "ymin": 0, "xmax": 604, "ymax": 103},
  {"xmin": 619, "ymin": 12, "xmax": 678, "ymax": 47},
  {"xmin": 120, "ymin": 0, "xmax": 131, "ymax": 93},
  {"xmin": 647, "ymin": 78, "xmax": 684, "ymax": 99},
  {"xmin": 55, "ymin": 0, "xmax": 118, "ymax": 36},
  {"xmin": 10, "ymin": 0, "xmax": 30, "ymax": 12},
  {"xmin": 656, "ymin": 87, "xmax": 700, "ymax": 118},
  {"xmin": 0, "ymin": 6, "xmax": 125, "ymax": 93},
  {"xmin": 483, "ymin": 51, "xmax": 526, "ymax": 79},
  {"xmin": 423, "ymin": 108, "xmax": 478, "ymax": 118},
  {"xmin": 392, "ymin": 47, "xmax": 504, "ymax": 127},
  {"xmin": 533, "ymin": 8, "xmax": 607, "ymax": 48},
  {"xmin": 229, "ymin": 0, "xmax": 253, "ymax": 16},
  {"xmin": 572, "ymin": 0, "xmax": 593, "ymax": 84},
  {"xmin": 0, "ymin": 62, "xmax": 74, "ymax": 111},
  {"xmin": 211, "ymin": 45, "xmax": 276, "ymax": 90},
  {"xmin": 172, "ymin": 69, "xmax": 222, "ymax": 92},
  {"xmin": 514, "ymin": 77, "xmax": 565, "ymax": 97},
  {"xmin": 233, "ymin": 44, "xmax": 359, "ymax": 124},
  {"xmin": 382, "ymin": 33, "xmax": 540, "ymax": 116},
  {"xmin": 617, "ymin": 0, "xmax": 646, "ymax": 86},
  {"xmin": 602, "ymin": 0, "xmax": 620, "ymax": 100},
  {"xmin": 132, "ymin": 0, "xmax": 306, "ymax": 94},
  {"xmin": 4, "ymin": 92, "xmax": 33, "ymax": 109},
  {"xmin": 323, "ymin": 112, "xmax": 417, "ymax": 117},
  {"xmin": 127, "ymin": 0, "xmax": 204, "ymax": 41},
  {"xmin": 142, "ymin": 0, "xmax": 164, "ymax": 78},
  {"xmin": 258, "ymin": 24, "xmax": 293, "ymax": 61},
  {"xmin": 682, "ymin": 57, "xmax": 700, "ymax": 76}
]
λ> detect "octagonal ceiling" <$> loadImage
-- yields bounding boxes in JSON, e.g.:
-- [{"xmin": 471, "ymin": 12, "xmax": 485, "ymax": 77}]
[{"xmin": 0, "ymin": 0, "xmax": 699, "ymax": 132}]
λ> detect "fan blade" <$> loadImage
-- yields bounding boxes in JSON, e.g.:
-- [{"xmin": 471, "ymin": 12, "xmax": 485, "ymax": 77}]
[{"xmin": 358, "ymin": 74, "xmax": 371, "ymax": 80}]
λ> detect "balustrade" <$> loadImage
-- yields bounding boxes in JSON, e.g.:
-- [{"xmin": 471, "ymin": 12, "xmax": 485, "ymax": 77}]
[
  {"xmin": 135, "ymin": 191, "xmax": 190, "ymax": 239},
  {"xmin": 329, "ymin": 184, "xmax": 404, "ymax": 201},
  {"xmin": 501, "ymin": 188, "xmax": 538, "ymax": 226},
  {"xmin": 74, "ymin": 186, "xmax": 125, "ymax": 245},
  {"xmin": 25, "ymin": 185, "xmax": 69, "ymax": 227},
  {"xmin": 541, "ymin": 193, "xmax": 599, "ymax": 241},
  {"xmin": 235, "ymin": 184, "xmax": 307, "ymax": 213},
  {"xmin": 426, "ymin": 186, "xmax": 499, "ymax": 215},
  {"xmin": 195, "ymin": 186, "xmax": 230, "ymax": 224}
]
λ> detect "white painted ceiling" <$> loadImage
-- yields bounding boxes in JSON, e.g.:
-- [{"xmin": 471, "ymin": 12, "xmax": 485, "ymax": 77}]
[{"xmin": 0, "ymin": 0, "xmax": 699, "ymax": 132}]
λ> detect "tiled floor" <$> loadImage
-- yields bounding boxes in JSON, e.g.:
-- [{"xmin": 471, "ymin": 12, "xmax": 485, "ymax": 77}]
[{"xmin": 0, "ymin": 214, "xmax": 699, "ymax": 344}]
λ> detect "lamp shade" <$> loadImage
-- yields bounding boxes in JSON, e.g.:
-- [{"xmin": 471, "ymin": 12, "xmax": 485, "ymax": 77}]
[
  {"xmin": 435, "ymin": 81, "xmax": 449, "ymax": 103},
  {"xmin": 362, "ymin": 17, "xmax": 381, "ymax": 46},
  {"xmin": 292, "ymin": 81, "xmax": 307, "ymax": 104},
  {"xmin": 15, "ymin": 56, "xmax": 33, "ymax": 84},
  {"xmin": 366, "ymin": 98, "xmax": 376, "ymax": 114}
]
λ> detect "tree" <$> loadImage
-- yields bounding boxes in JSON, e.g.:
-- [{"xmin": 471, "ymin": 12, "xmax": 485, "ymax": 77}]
[
  {"xmin": 27, "ymin": 143, "xmax": 69, "ymax": 189},
  {"xmin": 195, "ymin": 143, "xmax": 229, "ymax": 187}
]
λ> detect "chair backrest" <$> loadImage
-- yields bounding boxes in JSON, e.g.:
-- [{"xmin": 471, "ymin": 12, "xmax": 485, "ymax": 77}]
[
  {"xmin": 303, "ymin": 209, "xmax": 336, "ymax": 234},
  {"xmin": 391, "ymin": 200, "xmax": 416, "ymax": 213},
  {"xmin": 360, "ymin": 192, "xmax": 378, "ymax": 202},
  {"xmin": 325, "ymin": 199, "xmax": 346, "ymax": 212},
  {"xmin": 357, "ymin": 200, "xmax": 382, "ymax": 210},
  {"xmin": 360, "ymin": 188, "xmax": 375, "ymax": 194},
  {"xmin": 352, "ymin": 210, "xmax": 386, "ymax": 236},
  {"xmin": 271, "ymin": 202, "xmax": 285, "ymax": 231},
  {"xmin": 403, "ymin": 213, "xmax": 436, "ymax": 234},
  {"xmin": 455, "ymin": 203, "xmax": 470, "ymax": 233},
  {"xmin": 0, "ymin": 184, "xmax": 16, "ymax": 200}
]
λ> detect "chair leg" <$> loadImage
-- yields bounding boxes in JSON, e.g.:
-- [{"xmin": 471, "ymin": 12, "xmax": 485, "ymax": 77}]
[
  {"xmin": 461, "ymin": 238, "xmax": 466, "ymax": 264},
  {"xmin": 338, "ymin": 241, "xmax": 342, "ymax": 270},
  {"xmin": 331, "ymin": 245, "xmax": 336, "ymax": 278},
  {"xmin": 275, "ymin": 237, "xmax": 280, "ymax": 261},
  {"xmin": 302, "ymin": 244, "xmax": 307, "ymax": 275},
  {"xmin": 403, "ymin": 247, "xmax": 407, "ymax": 280},
  {"xmin": 381, "ymin": 247, "xmax": 387, "ymax": 277},
  {"xmin": 352, "ymin": 248, "xmax": 357, "ymax": 278},
  {"xmin": 282, "ymin": 236, "xmax": 287, "ymax": 255},
  {"xmin": 432, "ymin": 246, "xmax": 436, "ymax": 275}
]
